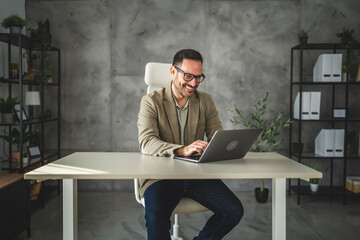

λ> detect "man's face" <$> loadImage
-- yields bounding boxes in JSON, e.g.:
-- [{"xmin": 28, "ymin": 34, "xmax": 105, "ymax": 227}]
[{"xmin": 171, "ymin": 59, "xmax": 203, "ymax": 98}]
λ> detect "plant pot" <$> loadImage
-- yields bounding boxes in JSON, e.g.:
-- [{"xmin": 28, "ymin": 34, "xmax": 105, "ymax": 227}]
[
  {"xmin": 310, "ymin": 183, "xmax": 319, "ymax": 193},
  {"xmin": 30, "ymin": 182, "xmax": 42, "ymax": 200},
  {"xmin": 11, "ymin": 152, "xmax": 27, "ymax": 168},
  {"xmin": 292, "ymin": 142, "xmax": 304, "ymax": 154},
  {"xmin": 0, "ymin": 112, "xmax": 13, "ymax": 123},
  {"xmin": 346, "ymin": 147, "xmax": 351, "ymax": 157},
  {"xmin": 12, "ymin": 152, "xmax": 21, "ymax": 168},
  {"xmin": 255, "ymin": 187, "xmax": 269, "ymax": 203},
  {"xmin": 10, "ymin": 26, "xmax": 22, "ymax": 34},
  {"xmin": 299, "ymin": 37, "xmax": 308, "ymax": 50}
]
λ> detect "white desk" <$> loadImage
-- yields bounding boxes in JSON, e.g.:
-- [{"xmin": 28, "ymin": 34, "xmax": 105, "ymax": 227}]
[{"xmin": 24, "ymin": 152, "xmax": 322, "ymax": 240}]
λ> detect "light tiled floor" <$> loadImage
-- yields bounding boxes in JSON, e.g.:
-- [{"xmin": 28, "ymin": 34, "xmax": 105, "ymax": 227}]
[{"xmin": 15, "ymin": 191, "xmax": 360, "ymax": 240}]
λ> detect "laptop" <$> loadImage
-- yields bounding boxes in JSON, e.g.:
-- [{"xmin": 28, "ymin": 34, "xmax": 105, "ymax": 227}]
[{"xmin": 174, "ymin": 129, "xmax": 262, "ymax": 163}]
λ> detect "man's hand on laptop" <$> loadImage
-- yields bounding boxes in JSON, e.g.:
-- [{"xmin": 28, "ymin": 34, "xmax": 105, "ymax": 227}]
[{"xmin": 174, "ymin": 140, "xmax": 208, "ymax": 157}]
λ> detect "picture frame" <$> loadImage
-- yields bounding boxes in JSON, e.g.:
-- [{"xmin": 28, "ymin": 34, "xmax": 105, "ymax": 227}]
[
  {"xmin": 14, "ymin": 104, "xmax": 28, "ymax": 121},
  {"xmin": 333, "ymin": 108, "xmax": 347, "ymax": 118},
  {"xmin": 27, "ymin": 145, "xmax": 41, "ymax": 158}
]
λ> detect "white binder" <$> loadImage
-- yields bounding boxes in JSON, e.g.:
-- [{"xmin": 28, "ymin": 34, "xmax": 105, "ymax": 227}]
[
  {"xmin": 294, "ymin": 92, "xmax": 311, "ymax": 120},
  {"xmin": 315, "ymin": 129, "xmax": 335, "ymax": 156},
  {"xmin": 334, "ymin": 129, "xmax": 345, "ymax": 157},
  {"xmin": 313, "ymin": 54, "xmax": 342, "ymax": 82},
  {"xmin": 313, "ymin": 54, "xmax": 332, "ymax": 82},
  {"xmin": 332, "ymin": 54, "xmax": 342, "ymax": 82},
  {"xmin": 310, "ymin": 92, "xmax": 321, "ymax": 120}
]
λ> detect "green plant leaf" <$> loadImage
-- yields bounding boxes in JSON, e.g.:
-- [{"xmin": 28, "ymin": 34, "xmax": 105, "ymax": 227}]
[{"xmin": 229, "ymin": 92, "xmax": 291, "ymax": 153}]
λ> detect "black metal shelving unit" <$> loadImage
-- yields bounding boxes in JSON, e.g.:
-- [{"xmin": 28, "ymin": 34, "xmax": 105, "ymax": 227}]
[
  {"xmin": 289, "ymin": 43, "xmax": 360, "ymax": 205},
  {"xmin": 0, "ymin": 32, "xmax": 61, "ymax": 205}
]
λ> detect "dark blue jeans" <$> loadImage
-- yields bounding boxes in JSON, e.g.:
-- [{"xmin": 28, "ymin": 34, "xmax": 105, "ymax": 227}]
[{"xmin": 144, "ymin": 179, "xmax": 244, "ymax": 240}]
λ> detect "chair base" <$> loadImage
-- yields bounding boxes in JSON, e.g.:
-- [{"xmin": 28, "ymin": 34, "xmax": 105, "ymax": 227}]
[
  {"xmin": 171, "ymin": 236, "xmax": 191, "ymax": 240},
  {"xmin": 171, "ymin": 236, "xmax": 184, "ymax": 240},
  {"xmin": 172, "ymin": 215, "xmax": 183, "ymax": 240}
]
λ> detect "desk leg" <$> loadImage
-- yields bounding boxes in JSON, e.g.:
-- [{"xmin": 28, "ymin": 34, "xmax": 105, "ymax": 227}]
[
  {"xmin": 63, "ymin": 179, "xmax": 78, "ymax": 240},
  {"xmin": 272, "ymin": 178, "xmax": 286, "ymax": 240}
]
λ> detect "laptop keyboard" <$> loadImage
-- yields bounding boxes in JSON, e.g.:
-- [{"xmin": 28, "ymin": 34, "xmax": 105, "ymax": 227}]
[{"xmin": 188, "ymin": 155, "xmax": 201, "ymax": 160}]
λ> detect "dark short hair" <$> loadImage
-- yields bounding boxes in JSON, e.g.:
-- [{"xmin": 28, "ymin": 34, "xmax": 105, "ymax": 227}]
[{"xmin": 172, "ymin": 49, "xmax": 203, "ymax": 66}]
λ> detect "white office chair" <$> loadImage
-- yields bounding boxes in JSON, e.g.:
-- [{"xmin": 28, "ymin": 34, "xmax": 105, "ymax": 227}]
[{"xmin": 134, "ymin": 62, "xmax": 208, "ymax": 240}]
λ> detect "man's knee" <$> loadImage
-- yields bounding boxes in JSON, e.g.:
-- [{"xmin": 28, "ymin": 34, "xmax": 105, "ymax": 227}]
[
  {"xmin": 225, "ymin": 199, "xmax": 244, "ymax": 225},
  {"xmin": 145, "ymin": 209, "xmax": 171, "ymax": 230}
]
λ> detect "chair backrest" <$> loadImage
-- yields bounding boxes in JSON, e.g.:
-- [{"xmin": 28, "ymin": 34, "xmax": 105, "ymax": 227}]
[
  {"xmin": 145, "ymin": 62, "xmax": 172, "ymax": 94},
  {"xmin": 134, "ymin": 62, "xmax": 172, "ymax": 206}
]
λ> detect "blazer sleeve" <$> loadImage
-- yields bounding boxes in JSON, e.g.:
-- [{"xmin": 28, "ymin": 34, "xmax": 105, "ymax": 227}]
[
  {"xmin": 137, "ymin": 95, "xmax": 183, "ymax": 157},
  {"xmin": 205, "ymin": 94, "xmax": 223, "ymax": 140}
]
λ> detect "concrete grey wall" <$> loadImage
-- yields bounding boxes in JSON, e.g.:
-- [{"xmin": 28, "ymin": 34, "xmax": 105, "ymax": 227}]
[{"xmin": 24, "ymin": 0, "xmax": 360, "ymax": 191}]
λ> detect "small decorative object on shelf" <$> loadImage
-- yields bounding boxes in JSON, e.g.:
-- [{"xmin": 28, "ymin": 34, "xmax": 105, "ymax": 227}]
[
  {"xmin": 44, "ymin": 109, "xmax": 51, "ymax": 119},
  {"xmin": 14, "ymin": 104, "xmax": 29, "ymax": 121},
  {"xmin": 230, "ymin": 92, "xmax": 291, "ymax": 203},
  {"xmin": 47, "ymin": 75, "xmax": 53, "ymax": 83},
  {"xmin": 309, "ymin": 163, "xmax": 320, "ymax": 193},
  {"xmin": 25, "ymin": 91, "xmax": 40, "ymax": 119},
  {"xmin": 346, "ymin": 176, "xmax": 360, "ymax": 194},
  {"xmin": 0, "ymin": 95, "xmax": 19, "ymax": 124},
  {"xmin": 297, "ymin": 29, "xmax": 310, "ymax": 49},
  {"xmin": 333, "ymin": 108, "xmax": 346, "ymax": 118},
  {"xmin": 346, "ymin": 131, "xmax": 357, "ymax": 156},
  {"xmin": 24, "ymin": 68, "xmax": 35, "ymax": 81},
  {"xmin": 27, "ymin": 146, "xmax": 41, "ymax": 161},
  {"xmin": 9, "ymin": 62, "xmax": 19, "ymax": 79},
  {"xmin": 1, "ymin": 14, "xmax": 26, "ymax": 34}
]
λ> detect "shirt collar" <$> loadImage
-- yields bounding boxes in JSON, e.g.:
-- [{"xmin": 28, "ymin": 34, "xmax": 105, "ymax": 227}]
[{"xmin": 172, "ymin": 94, "xmax": 189, "ymax": 110}]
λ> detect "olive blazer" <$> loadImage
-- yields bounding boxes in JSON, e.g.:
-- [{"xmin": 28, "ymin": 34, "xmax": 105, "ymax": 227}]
[{"xmin": 137, "ymin": 82, "xmax": 223, "ymax": 197}]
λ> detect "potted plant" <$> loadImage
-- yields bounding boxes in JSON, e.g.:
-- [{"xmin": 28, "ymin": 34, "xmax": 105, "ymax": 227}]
[
  {"xmin": 0, "ymin": 95, "xmax": 19, "ymax": 123},
  {"xmin": 336, "ymin": 28, "xmax": 360, "ymax": 82},
  {"xmin": 309, "ymin": 163, "xmax": 320, "ymax": 193},
  {"xmin": 29, "ymin": 128, "xmax": 41, "ymax": 147},
  {"xmin": 0, "ymin": 127, "xmax": 30, "ymax": 168},
  {"xmin": 230, "ymin": 92, "xmax": 291, "ymax": 203},
  {"xmin": 298, "ymin": 29, "xmax": 310, "ymax": 49},
  {"xmin": 1, "ymin": 14, "xmax": 26, "ymax": 34},
  {"xmin": 29, "ymin": 19, "xmax": 54, "ymax": 85}
]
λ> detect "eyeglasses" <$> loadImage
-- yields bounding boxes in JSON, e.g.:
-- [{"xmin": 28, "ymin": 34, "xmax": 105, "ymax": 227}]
[{"xmin": 174, "ymin": 66, "xmax": 206, "ymax": 83}]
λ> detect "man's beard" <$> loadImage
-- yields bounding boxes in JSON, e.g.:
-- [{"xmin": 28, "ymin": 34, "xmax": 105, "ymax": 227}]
[{"xmin": 177, "ymin": 82, "xmax": 196, "ymax": 98}]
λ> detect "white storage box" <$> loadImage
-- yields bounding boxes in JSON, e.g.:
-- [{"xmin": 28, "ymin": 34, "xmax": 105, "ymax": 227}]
[
  {"xmin": 315, "ymin": 129, "xmax": 344, "ymax": 157},
  {"xmin": 346, "ymin": 176, "xmax": 360, "ymax": 193},
  {"xmin": 313, "ymin": 54, "xmax": 342, "ymax": 82}
]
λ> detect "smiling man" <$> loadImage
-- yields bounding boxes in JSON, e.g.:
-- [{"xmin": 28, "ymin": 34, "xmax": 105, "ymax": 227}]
[{"xmin": 137, "ymin": 49, "xmax": 243, "ymax": 240}]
